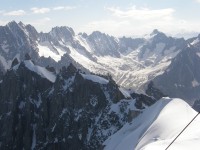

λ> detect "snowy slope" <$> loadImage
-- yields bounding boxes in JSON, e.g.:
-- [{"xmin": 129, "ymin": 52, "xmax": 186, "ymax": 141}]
[
  {"xmin": 24, "ymin": 60, "xmax": 56, "ymax": 82},
  {"xmin": 104, "ymin": 97, "xmax": 200, "ymax": 150}
]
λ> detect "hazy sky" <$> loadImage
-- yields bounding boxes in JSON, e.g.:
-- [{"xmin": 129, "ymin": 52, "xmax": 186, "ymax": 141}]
[{"xmin": 1, "ymin": 0, "xmax": 200, "ymax": 38}]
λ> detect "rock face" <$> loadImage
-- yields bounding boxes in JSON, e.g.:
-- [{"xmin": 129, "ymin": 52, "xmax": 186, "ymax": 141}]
[
  {"xmin": 145, "ymin": 81, "xmax": 167, "ymax": 100},
  {"xmin": 0, "ymin": 60, "xmax": 156, "ymax": 150},
  {"xmin": 150, "ymin": 46, "xmax": 200, "ymax": 104},
  {"xmin": 0, "ymin": 21, "xmax": 87, "ymax": 73},
  {"xmin": 0, "ymin": 61, "xmax": 53, "ymax": 150}
]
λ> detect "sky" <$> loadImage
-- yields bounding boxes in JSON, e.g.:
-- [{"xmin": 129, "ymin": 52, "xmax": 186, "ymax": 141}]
[{"xmin": 1, "ymin": 0, "xmax": 200, "ymax": 38}]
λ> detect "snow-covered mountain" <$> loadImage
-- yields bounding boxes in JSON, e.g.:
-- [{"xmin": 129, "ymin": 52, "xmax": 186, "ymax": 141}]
[
  {"xmin": 0, "ymin": 22, "xmax": 184, "ymax": 84},
  {"xmin": 0, "ymin": 58, "xmax": 157, "ymax": 149},
  {"xmin": 0, "ymin": 21, "xmax": 200, "ymax": 107},
  {"xmin": 104, "ymin": 97, "xmax": 200, "ymax": 150}
]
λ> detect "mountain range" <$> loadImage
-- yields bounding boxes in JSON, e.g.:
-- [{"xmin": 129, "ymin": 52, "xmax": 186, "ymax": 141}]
[
  {"xmin": 1, "ymin": 21, "xmax": 200, "ymax": 105},
  {"xmin": 0, "ymin": 21, "xmax": 200, "ymax": 149}
]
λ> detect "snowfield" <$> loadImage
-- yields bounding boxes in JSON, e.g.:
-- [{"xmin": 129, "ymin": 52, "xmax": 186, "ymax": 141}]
[{"xmin": 104, "ymin": 97, "xmax": 200, "ymax": 150}]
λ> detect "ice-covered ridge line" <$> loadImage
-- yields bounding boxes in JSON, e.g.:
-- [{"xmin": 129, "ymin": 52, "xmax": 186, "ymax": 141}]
[
  {"xmin": 24, "ymin": 60, "xmax": 56, "ymax": 82},
  {"xmin": 135, "ymin": 98, "xmax": 200, "ymax": 150},
  {"xmin": 104, "ymin": 97, "xmax": 171, "ymax": 150},
  {"xmin": 80, "ymin": 73, "xmax": 109, "ymax": 84},
  {"xmin": 104, "ymin": 97, "xmax": 200, "ymax": 150}
]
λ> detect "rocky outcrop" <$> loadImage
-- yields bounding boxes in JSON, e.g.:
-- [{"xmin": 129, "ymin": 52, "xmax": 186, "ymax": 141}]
[
  {"xmin": 0, "ymin": 61, "xmax": 156, "ymax": 150},
  {"xmin": 145, "ymin": 81, "xmax": 166, "ymax": 100},
  {"xmin": 0, "ymin": 61, "xmax": 53, "ymax": 150}
]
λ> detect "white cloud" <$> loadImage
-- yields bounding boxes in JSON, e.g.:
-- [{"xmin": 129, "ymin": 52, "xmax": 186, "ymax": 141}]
[
  {"xmin": 53, "ymin": 6, "xmax": 76, "ymax": 11},
  {"xmin": 53, "ymin": 6, "xmax": 65, "ymax": 10},
  {"xmin": 31, "ymin": 7, "xmax": 50, "ymax": 14},
  {"xmin": 81, "ymin": 20, "xmax": 130, "ymax": 34},
  {"xmin": 195, "ymin": 0, "xmax": 200, "ymax": 3},
  {"xmin": 4, "ymin": 10, "xmax": 26, "ymax": 16},
  {"xmin": 106, "ymin": 6, "xmax": 175, "ymax": 20},
  {"xmin": 80, "ymin": 6, "xmax": 200, "ymax": 37}
]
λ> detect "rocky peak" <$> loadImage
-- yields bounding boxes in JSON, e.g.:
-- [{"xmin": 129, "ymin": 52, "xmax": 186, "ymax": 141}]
[
  {"xmin": 6, "ymin": 20, "xmax": 19, "ymax": 29},
  {"xmin": 89, "ymin": 31, "xmax": 106, "ymax": 38},
  {"xmin": 150, "ymin": 29, "xmax": 160, "ymax": 35},
  {"xmin": 138, "ymin": 29, "xmax": 187, "ymax": 62},
  {"xmin": 79, "ymin": 32, "xmax": 88, "ymax": 38},
  {"xmin": 25, "ymin": 24, "xmax": 39, "ymax": 41},
  {"xmin": 66, "ymin": 63, "xmax": 77, "ymax": 74},
  {"xmin": 24, "ymin": 53, "xmax": 31, "ymax": 60},
  {"xmin": 11, "ymin": 58, "xmax": 19, "ymax": 67},
  {"xmin": 6, "ymin": 21, "xmax": 26, "ymax": 36},
  {"xmin": 131, "ymin": 92, "xmax": 157, "ymax": 109},
  {"xmin": 60, "ymin": 63, "xmax": 77, "ymax": 79},
  {"xmin": 18, "ymin": 21, "xmax": 25, "ymax": 28},
  {"xmin": 88, "ymin": 31, "xmax": 120, "ymax": 57},
  {"xmin": 5, "ymin": 21, "xmax": 32, "ymax": 48},
  {"xmin": 50, "ymin": 26, "xmax": 75, "ymax": 41},
  {"xmin": 150, "ymin": 29, "xmax": 168, "ymax": 41}
]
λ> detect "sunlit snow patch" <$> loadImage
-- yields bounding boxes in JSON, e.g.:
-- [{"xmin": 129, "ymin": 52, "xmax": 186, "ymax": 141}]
[
  {"xmin": 37, "ymin": 41, "xmax": 66, "ymax": 62},
  {"xmin": 81, "ymin": 73, "xmax": 109, "ymax": 84},
  {"xmin": 24, "ymin": 60, "xmax": 56, "ymax": 82}
]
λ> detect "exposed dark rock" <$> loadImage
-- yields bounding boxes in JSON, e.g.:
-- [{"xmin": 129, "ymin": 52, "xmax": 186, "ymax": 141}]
[
  {"xmin": 46, "ymin": 66, "xmax": 56, "ymax": 73},
  {"xmin": 11, "ymin": 58, "xmax": 19, "ymax": 67},
  {"xmin": 146, "ymin": 81, "xmax": 166, "ymax": 100},
  {"xmin": 131, "ymin": 91, "xmax": 157, "ymax": 109},
  {"xmin": 25, "ymin": 53, "xmax": 31, "ymax": 60},
  {"xmin": 193, "ymin": 99, "xmax": 200, "ymax": 112}
]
